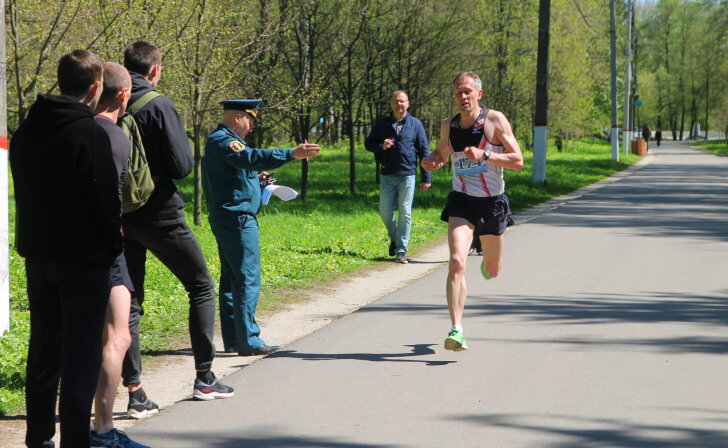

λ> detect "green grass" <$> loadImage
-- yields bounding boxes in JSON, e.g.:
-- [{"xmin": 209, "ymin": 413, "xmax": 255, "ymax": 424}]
[
  {"xmin": 0, "ymin": 137, "xmax": 639, "ymax": 415},
  {"xmin": 688, "ymin": 140, "xmax": 728, "ymax": 156}
]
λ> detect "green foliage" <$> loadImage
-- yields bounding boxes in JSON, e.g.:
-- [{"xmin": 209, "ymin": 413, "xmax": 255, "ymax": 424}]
[
  {"xmin": 0, "ymin": 310, "xmax": 30, "ymax": 416},
  {"xmin": 638, "ymin": 0, "xmax": 728, "ymax": 137},
  {"xmin": 689, "ymin": 141, "xmax": 728, "ymax": 156}
]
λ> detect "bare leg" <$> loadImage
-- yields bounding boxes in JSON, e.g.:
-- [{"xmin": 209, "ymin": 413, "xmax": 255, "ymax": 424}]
[
  {"xmin": 480, "ymin": 233, "xmax": 506, "ymax": 279},
  {"xmin": 94, "ymin": 285, "xmax": 132, "ymax": 434},
  {"xmin": 446, "ymin": 218, "xmax": 474, "ymax": 326}
]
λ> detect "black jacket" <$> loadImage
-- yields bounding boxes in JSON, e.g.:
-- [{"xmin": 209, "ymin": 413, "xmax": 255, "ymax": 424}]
[
  {"xmin": 122, "ymin": 72, "xmax": 194, "ymax": 223},
  {"xmin": 9, "ymin": 94, "xmax": 122, "ymax": 265}
]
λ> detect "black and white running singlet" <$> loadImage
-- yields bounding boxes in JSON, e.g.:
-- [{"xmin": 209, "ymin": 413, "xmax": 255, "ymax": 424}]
[{"xmin": 448, "ymin": 108, "xmax": 505, "ymax": 197}]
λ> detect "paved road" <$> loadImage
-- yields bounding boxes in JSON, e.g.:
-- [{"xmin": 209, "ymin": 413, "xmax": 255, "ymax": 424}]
[{"xmin": 128, "ymin": 142, "xmax": 728, "ymax": 447}]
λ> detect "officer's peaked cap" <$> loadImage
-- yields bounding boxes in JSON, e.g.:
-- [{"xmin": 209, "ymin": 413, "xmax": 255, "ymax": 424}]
[{"xmin": 220, "ymin": 99, "xmax": 262, "ymax": 118}]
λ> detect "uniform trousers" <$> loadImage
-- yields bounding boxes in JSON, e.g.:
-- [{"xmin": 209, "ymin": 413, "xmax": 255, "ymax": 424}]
[
  {"xmin": 121, "ymin": 215, "xmax": 216, "ymax": 386},
  {"xmin": 208, "ymin": 210, "xmax": 264, "ymax": 353},
  {"xmin": 24, "ymin": 259, "xmax": 110, "ymax": 448}
]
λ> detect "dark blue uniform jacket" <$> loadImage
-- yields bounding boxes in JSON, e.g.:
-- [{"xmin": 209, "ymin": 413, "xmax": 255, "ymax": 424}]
[{"xmin": 202, "ymin": 124, "xmax": 292, "ymax": 216}]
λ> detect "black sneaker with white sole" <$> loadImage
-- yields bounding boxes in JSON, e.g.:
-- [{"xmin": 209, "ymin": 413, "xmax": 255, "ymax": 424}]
[
  {"xmin": 127, "ymin": 388, "xmax": 159, "ymax": 419},
  {"xmin": 193, "ymin": 373, "xmax": 235, "ymax": 401}
]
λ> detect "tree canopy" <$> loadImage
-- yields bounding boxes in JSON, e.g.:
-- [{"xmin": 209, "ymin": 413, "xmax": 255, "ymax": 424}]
[{"xmin": 6, "ymin": 0, "xmax": 727, "ymax": 217}]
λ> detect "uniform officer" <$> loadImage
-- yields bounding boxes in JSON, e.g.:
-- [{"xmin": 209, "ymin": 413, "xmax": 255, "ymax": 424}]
[{"xmin": 202, "ymin": 99, "xmax": 321, "ymax": 356}]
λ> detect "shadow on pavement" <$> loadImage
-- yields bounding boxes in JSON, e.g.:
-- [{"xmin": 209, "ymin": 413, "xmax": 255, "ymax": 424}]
[
  {"xmin": 452, "ymin": 412, "xmax": 728, "ymax": 447},
  {"xmin": 487, "ymin": 334, "xmax": 728, "ymax": 355},
  {"xmin": 360, "ymin": 290, "xmax": 728, "ymax": 329},
  {"xmin": 142, "ymin": 432, "xmax": 394, "ymax": 447},
  {"xmin": 463, "ymin": 291, "xmax": 728, "ymax": 328},
  {"xmin": 269, "ymin": 343, "xmax": 455, "ymax": 366},
  {"xmin": 539, "ymin": 163, "xmax": 728, "ymax": 241}
]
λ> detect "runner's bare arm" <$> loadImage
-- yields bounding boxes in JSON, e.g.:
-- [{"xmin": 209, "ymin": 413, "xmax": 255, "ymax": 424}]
[
  {"xmin": 489, "ymin": 111, "xmax": 524, "ymax": 171},
  {"xmin": 422, "ymin": 118, "xmax": 451, "ymax": 171}
]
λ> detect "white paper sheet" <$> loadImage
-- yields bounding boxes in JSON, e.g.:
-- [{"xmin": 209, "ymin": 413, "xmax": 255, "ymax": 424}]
[{"xmin": 261, "ymin": 185, "xmax": 299, "ymax": 205}]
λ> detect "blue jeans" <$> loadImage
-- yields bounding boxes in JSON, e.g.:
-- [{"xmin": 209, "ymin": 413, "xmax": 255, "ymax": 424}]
[{"xmin": 379, "ymin": 174, "xmax": 416, "ymax": 254}]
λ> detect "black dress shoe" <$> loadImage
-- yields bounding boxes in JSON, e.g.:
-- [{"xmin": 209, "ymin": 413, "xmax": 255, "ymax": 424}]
[
  {"xmin": 388, "ymin": 240, "xmax": 396, "ymax": 257},
  {"xmin": 223, "ymin": 346, "xmax": 237, "ymax": 353},
  {"xmin": 239, "ymin": 344, "xmax": 281, "ymax": 356}
]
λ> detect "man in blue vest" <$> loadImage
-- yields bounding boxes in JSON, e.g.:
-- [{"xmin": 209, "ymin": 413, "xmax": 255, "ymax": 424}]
[{"xmin": 202, "ymin": 99, "xmax": 321, "ymax": 355}]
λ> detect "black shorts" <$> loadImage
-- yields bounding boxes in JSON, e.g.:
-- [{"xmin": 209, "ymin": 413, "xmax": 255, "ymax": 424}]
[
  {"xmin": 110, "ymin": 252, "xmax": 134, "ymax": 292},
  {"xmin": 440, "ymin": 191, "xmax": 514, "ymax": 236}
]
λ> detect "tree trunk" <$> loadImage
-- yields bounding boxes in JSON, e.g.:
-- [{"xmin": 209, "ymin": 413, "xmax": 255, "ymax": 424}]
[
  {"xmin": 347, "ymin": 56, "xmax": 356, "ymax": 196},
  {"xmin": 704, "ymin": 66, "xmax": 710, "ymax": 139}
]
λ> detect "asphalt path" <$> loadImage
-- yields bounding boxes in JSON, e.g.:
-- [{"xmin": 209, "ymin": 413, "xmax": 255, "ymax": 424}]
[{"xmin": 128, "ymin": 141, "xmax": 728, "ymax": 447}]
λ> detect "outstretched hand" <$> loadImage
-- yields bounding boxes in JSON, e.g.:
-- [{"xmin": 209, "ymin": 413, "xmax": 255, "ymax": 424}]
[{"xmin": 292, "ymin": 143, "xmax": 321, "ymax": 160}]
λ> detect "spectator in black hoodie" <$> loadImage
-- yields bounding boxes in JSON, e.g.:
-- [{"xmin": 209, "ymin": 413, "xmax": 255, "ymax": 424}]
[
  {"xmin": 10, "ymin": 50, "xmax": 121, "ymax": 448},
  {"xmin": 120, "ymin": 41, "xmax": 233, "ymax": 417}
]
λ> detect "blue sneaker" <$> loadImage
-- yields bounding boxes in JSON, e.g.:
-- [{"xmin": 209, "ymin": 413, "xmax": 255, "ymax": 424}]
[{"xmin": 90, "ymin": 428, "xmax": 149, "ymax": 448}]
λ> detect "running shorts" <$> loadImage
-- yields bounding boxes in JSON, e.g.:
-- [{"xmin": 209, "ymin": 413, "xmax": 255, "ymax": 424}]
[{"xmin": 440, "ymin": 191, "xmax": 514, "ymax": 236}]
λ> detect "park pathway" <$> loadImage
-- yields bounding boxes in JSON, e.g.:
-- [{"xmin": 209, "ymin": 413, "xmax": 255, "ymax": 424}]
[{"xmin": 128, "ymin": 141, "xmax": 728, "ymax": 447}]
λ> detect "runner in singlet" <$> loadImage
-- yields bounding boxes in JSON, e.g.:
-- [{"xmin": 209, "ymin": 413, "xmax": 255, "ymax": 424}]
[
  {"xmin": 448, "ymin": 107, "xmax": 505, "ymax": 197},
  {"xmin": 422, "ymin": 71, "xmax": 523, "ymax": 352}
]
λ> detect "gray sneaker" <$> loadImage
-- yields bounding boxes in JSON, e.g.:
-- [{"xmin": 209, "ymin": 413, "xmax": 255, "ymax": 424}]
[
  {"xmin": 395, "ymin": 252, "xmax": 408, "ymax": 264},
  {"xmin": 193, "ymin": 372, "xmax": 235, "ymax": 400},
  {"xmin": 127, "ymin": 388, "xmax": 159, "ymax": 419}
]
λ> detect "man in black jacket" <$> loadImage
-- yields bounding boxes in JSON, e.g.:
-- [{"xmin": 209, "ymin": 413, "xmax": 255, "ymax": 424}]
[
  {"xmin": 120, "ymin": 41, "xmax": 233, "ymax": 417},
  {"xmin": 10, "ymin": 50, "xmax": 121, "ymax": 448}
]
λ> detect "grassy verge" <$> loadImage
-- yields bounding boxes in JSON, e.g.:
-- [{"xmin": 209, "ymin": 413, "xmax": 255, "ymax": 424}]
[
  {"xmin": 688, "ymin": 140, "xmax": 728, "ymax": 156},
  {"xmin": 0, "ymin": 138, "xmax": 639, "ymax": 415}
]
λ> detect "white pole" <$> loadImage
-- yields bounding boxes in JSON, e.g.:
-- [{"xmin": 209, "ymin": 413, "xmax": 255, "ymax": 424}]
[
  {"xmin": 0, "ymin": 0, "xmax": 9, "ymax": 335},
  {"xmin": 532, "ymin": 0, "xmax": 551, "ymax": 184},
  {"xmin": 623, "ymin": 0, "xmax": 632, "ymax": 155},
  {"xmin": 609, "ymin": 0, "xmax": 620, "ymax": 162}
]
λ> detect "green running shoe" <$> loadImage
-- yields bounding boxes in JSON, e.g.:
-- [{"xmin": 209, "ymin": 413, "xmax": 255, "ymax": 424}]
[
  {"xmin": 480, "ymin": 261, "xmax": 491, "ymax": 280},
  {"xmin": 444, "ymin": 329, "xmax": 468, "ymax": 351}
]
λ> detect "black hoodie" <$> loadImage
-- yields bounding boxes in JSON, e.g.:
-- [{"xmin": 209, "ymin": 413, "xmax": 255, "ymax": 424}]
[
  {"xmin": 9, "ymin": 93, "xmax": 122, "ymax": 265},
  {"xmin": 121, "ymin": 71, "xmax": 194, "ymax": 223}
]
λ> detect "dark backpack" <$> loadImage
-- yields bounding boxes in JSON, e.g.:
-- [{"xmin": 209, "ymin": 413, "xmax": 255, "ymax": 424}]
[{"xmin": 119, "ymin": 91, "xmax": 160, "ymax": 214}]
